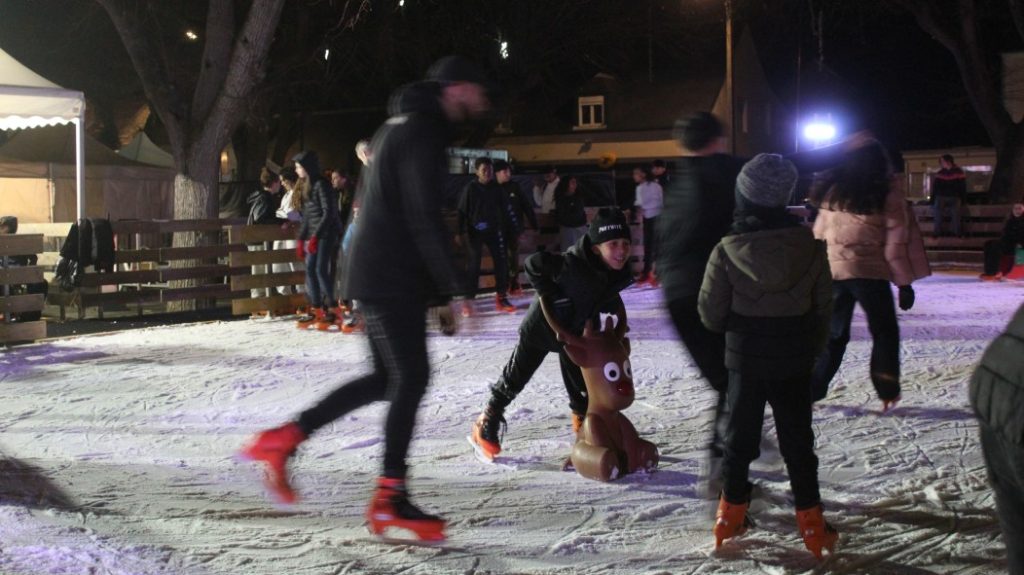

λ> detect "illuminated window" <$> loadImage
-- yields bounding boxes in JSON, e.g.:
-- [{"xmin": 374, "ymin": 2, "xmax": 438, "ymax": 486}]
[{"xmin": 576, "ymin": 96, "xmax": 605, "ymax": 130}]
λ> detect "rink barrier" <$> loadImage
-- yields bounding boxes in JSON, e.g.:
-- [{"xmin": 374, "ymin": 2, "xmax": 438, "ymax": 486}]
[
  {"xmin": 227, "ymin": 223, "xmax": 307, "ymax": 316},
  {"xmin": 0, "ymin": 233, "xmax": 46, "ymax": 344},
  {"xmin": 48, "ymin": 219, "xmax": 248, "ymax": 321}
]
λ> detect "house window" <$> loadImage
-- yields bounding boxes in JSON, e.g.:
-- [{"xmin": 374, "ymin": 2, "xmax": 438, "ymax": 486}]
[{"xmin": 576, "ymin": 95, "xmax": 605, "ymax": 129}]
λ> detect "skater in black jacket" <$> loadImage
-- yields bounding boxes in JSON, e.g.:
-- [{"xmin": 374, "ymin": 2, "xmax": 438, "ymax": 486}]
[
  {"xmin": 470, "ymin": 207, "xmax": 634, "ymax": 460},
  {"xmin": 457, "ymin": 156, "xmax": 518, "ymax": 314},
  {"xmin": 242, "ymin": 56, "xmax": 491, "ymax": 542}
]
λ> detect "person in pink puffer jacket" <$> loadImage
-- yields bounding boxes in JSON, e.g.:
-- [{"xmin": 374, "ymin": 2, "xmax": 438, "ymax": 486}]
[{"xmin": 808, "ymin": 139, "xmax": 930, "ymax": 410}]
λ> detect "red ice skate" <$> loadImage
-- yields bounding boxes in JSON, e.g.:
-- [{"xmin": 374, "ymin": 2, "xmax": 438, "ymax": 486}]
[
  {"xmin": 495, "ymin": 293, "xmax": 516, "ymax": 313},
  {"xmin": 469, "ymin": 406, "xmax": 505, "ymax": 461},
  {"xmin": 713, "ymin": 497, "xmax": 752, "ymax": 549},
  {"xmin": 296, "ymin": 307, "xmax": 324, "ymax": 329},
  {"xmin": 795, "ymin": 505, "xmax": 838, "ymax": 559},
  {"xmin": 366, "ymin": 477, "xmax": 446, "ymax": 541},
  {"xmin": 239, "ymin": 423, "xmax": 307, "ymax": 504}
]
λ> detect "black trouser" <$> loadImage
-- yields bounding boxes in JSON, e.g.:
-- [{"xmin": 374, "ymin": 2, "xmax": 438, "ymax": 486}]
[
  {"xmin": 296, "ymin": 298, "xmax": 430, "ymax": 479},
  {"xmin": 980, "ymin": 425, "xmax": 1024, "ymax": 575},
  {"xmin": 642, "ymin": 216, "xmax": 659, "ymax": 276},
  {"xmin": 667, "ymin": 293, "xmax": 728, "ymax": 453},
  {"xmin": 722, "ymin": 370, "xmax": 820, "ymax": 510},
  {"xmin": 507, "ymin": 232, "xmax": 522, "ymax": 288},
  {"xmin": 466, "ymin": 231, "xmax": 509, "ymax": 298},
  {"xmin": 488, "ymin": 338, "xmax": 588, "ymax": 416},
  {"xmin": 984, "ymin": 238, "xmax": 1018, "ymax": 275},
  {"xmin": 810, "ymin": 278, "xmax": 900, "ymax": 402}
]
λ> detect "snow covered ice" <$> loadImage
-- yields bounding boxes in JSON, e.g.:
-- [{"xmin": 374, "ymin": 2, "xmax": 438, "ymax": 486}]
[{"xmin": 0, "ymin": 271, "xmax": 1012, "ymax": 574}]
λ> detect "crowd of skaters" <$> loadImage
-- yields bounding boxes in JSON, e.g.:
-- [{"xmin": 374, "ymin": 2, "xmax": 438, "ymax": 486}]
[{"xmin": 234, "ymin": 56, "xmax": 1023, "ymax": 570}]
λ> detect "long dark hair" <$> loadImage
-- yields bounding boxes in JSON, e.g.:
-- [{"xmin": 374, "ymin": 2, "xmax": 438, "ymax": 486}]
[{"xmin": 809, "ymin": 140, "xmax": 893, "ymax": 214}]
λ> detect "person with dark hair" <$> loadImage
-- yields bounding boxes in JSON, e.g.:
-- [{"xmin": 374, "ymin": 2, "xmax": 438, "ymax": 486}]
[
  {"xmin": 651, "ymin": 158, "xmax": 669, "ymax": 187},
  {"xmin": 470, "ymin": 208, "xmax": 634, "ymax": 460},
  {"xmin": 292, "ymin": 151, "xmax": 343, "ymax": 328},
  {"xmin": 555, "ymin": 175, "xmax": 588, "ymax": 252},
  {"xmin": 808, "ymin": 139, "xmax": 931, "ymax": 409},
  {"xmin": 246, "ymin": 168, "xmax": 284, "ymax": 302},
  {"xmin": 457, "ymin": 156, "xmax": 517, "ymax": 315},
  {"xmin": 632, "ymin": 165, "xmax": 663, "ymax": 286},
  {"xmin": 533, "ymin": 165, "xmax": 559, "ymax": 214},
  {"xmin": 980, "ymin": 203, "xmax": 1024, "ymax": 281},
  {"xmin": 931, "ymin": 154, "xmax": 967, "ymax": 237},
  {"xmin": 272, "ymin": 167, "xmax": 304, "ymax": 297},
  {"xmin": 494, "ymin": 159, "xmax": 537, "ymax": 295},
  {"xmin": 699, "ymin": 154, "xmax": 836, "ymax": 558},
  {"xmin": 241, "ymin": 55, "xmax": 489, "ymax": 541},
  {"xmin": 969, "ymin": 302, "xmax": 1024, "ymax": 575},
  {"xmin": 657, "ymin": 112, "xmax": 744, "ymax": 497}
]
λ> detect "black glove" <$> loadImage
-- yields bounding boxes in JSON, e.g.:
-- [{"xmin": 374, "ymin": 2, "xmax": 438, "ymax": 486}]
[{"xmin": 898, "ymin": 285, "xmax": 915, "ymax": 311}]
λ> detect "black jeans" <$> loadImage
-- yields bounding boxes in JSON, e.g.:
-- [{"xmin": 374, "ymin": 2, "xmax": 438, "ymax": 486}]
[
  {"xmin": 722, "ymin": 370, "xmax": 820, "ymax": 510},
  {"xmin": 980, "ymin": 425, "xmax": 1024, "ymax": 575},
  {"xmin": 489, "ymin": 338, "xmax": 588, "ymax": 416},
  {"xmin": 667, "ymin": 293, "xmax": 728, "ymax": 453},
  {"xmin": 642, "ymin": 216, "xmax": 659, "ymax": 276},
  {"xmin": 811, "ymin": 278, "xmax": 900, "ymax": 402},
  {"xmin": 296, "ymin": 298, "xmax": 430, "ymax": 479},
  {"xmin": 466, "ymin": 231, "xmax": 509, "ymax": 298}
]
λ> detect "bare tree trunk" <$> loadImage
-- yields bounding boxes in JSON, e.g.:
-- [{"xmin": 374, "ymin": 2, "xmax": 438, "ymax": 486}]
[{"xmin": 990, "ymin": 123, "xmax": 1024, "ymax": 203}]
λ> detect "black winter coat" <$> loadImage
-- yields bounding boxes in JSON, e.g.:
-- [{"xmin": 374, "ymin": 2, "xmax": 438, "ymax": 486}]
[
  {"xmin": 518, "ymin": 234, "xmax": 634, "ymax": 353},
  {"xmin": 247, "ymin": 189, "xmax": 282, "ymax": 225},
  {"xmin": 970, "ymin": 302, "xmax": 1024, "ymax": 446},
  {"xmin": 298, "ymin": 178, "xmax": 341, "ymax": 241},
  {"xmin": 657, "ymin": 154, "xmax": 745, "ymax": 299},
  {"xmin": 343, "ymin": 81, "xmax": 461, "ymax": 302}
]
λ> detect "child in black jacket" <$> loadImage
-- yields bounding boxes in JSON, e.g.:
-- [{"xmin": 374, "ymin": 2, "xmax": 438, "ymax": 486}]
[{"xmin": 470, "ymin": 208, "xmax": 634, "ymax": 460}]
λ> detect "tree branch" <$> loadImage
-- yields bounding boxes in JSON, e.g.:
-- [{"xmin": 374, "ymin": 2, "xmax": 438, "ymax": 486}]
[
  {"xmin": 95, "ymin": 0, "xmax": 187, "ymax": 164},
  {"xmin": 191, "ymin": 1, "xmax": 234, "ymax": 133}
]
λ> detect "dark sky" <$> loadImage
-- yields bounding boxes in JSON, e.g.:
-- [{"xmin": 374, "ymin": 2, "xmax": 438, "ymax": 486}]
[{"xmin": 0, "ymin": 1, "xmax": 997, "ymax": 156}]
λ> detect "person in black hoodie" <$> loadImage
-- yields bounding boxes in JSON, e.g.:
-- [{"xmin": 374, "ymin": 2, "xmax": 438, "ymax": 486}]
[
  {"xmin": 470, "ymin": 208, "xmax": 634, "ymax": 460},
  {"xmin": 457, "ymin": 156, "xmax": 517, "ymax": 314},
  {"xmin": 293, "ymin": 150, "xmax": 342, "ymax": 325},
  {"xmin": 494, "ymin": 159, "xmax": 537, "ymax": 295},
  {"xmin": 241, "ymin": 56, "xmax": 490, "ymax": 542},
  {"xmin": 555, "ymin": 175, "xmax": 588, "ymax": 252},
  {"xmin": 980, "ymin": 203, "xmax": 1024, "ymax": 280}
]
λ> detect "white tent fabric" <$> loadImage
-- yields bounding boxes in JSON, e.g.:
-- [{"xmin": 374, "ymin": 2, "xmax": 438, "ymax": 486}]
[
  {"xmin": 0, "ymin": 46, "xmax": 86, "ymax": 218},
  {"xmin": 118, "ymin": 131, "xmax": 175, "ymax": 168}
]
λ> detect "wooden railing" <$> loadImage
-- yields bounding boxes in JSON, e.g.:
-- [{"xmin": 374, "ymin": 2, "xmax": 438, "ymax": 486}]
[
  {"xmin": 0, "ymin": 233, "xmax": 46, "ymax": 344},
  {"xmin": 227, "ymin": 223, "xmax": 306, "ymax": 316}
]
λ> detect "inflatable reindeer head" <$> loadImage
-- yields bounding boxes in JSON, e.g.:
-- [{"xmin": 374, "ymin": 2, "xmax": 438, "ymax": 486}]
[{"xmin": 540, "ymin": 298, "xmax": 633, "ymax": 413}]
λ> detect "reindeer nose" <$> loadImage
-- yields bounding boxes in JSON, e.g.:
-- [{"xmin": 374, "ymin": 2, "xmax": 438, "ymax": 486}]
[{"xmin": 617, "ymin": 380, "xmax": 634, "ymax": 396}]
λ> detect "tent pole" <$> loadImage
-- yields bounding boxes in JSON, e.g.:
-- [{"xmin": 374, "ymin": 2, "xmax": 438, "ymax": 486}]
[{"xmin": 75, "ymin": 109, "xmax": 85, "ymax": 221}]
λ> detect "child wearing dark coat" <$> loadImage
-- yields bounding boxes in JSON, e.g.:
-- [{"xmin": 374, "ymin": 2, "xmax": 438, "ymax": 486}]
[
  {"xmin": 698, "ymin": 154, "xmax": 837, "ymax": 559},
  {"xmin": 470, "ymin": 208, "xmax": 634, "ymax": 459}
]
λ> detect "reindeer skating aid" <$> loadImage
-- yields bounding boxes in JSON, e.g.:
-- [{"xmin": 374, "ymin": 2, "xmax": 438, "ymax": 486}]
[{"xmin": 540, "ymin": 298, "xmax": 659, "ymax": 482}]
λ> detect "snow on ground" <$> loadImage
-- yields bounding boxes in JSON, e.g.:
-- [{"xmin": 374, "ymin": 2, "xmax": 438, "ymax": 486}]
[{"xmin": 0, "ymin": 271, "xmax": 1015, "ymax": 574}]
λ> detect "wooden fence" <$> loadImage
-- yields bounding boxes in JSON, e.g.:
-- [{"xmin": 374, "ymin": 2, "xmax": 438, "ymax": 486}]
[{"xmin": 0, "ymin": 233, "xmax": 46, "ymax": 344}]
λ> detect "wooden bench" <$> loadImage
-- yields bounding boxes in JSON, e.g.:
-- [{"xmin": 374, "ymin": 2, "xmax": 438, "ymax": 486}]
[
  {"xmin": 0, "ymin": 233, "xmax": 46, "ymax": 344},
  {"xmin": 48, "ymin": 219, "xmax": 247, "ymax": 320},
  {"xmin": 227, "ymin": 223, "xmax": 307, "ymax": 316}
]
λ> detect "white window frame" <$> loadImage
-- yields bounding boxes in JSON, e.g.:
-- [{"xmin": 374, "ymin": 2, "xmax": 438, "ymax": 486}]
[{"xmin": 575, "ymin": 95, "xmax": 606, "ymax": 130}]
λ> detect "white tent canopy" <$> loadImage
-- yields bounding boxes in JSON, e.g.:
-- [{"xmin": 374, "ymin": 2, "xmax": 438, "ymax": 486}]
[{"xmin": 0, "ymin": 46, "xmax": 85, "ymax": 218}]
